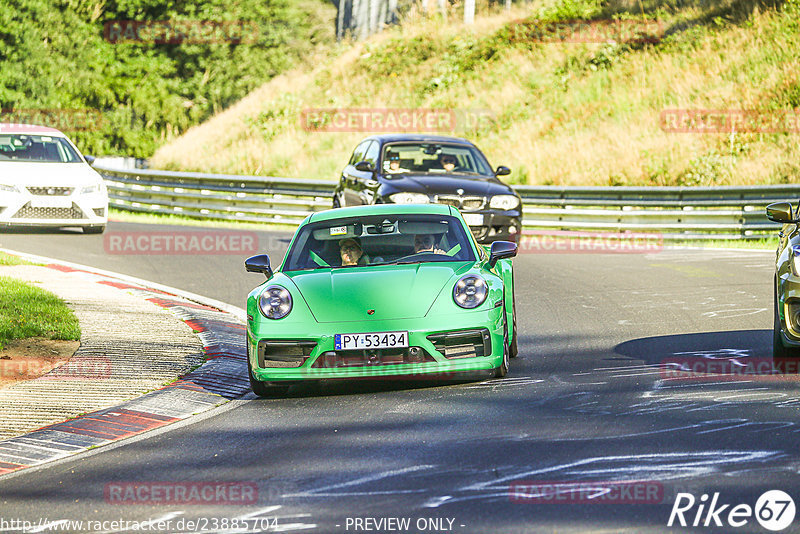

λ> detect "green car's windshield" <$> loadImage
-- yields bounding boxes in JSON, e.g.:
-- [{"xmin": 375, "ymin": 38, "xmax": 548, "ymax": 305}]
[
  {"xmin": 0, "ymin": 134, "xmax": 82, "ymax": 163},
  {"xmin": 283, "ymin": 214, "xmax": 476, "ymax": 271}
]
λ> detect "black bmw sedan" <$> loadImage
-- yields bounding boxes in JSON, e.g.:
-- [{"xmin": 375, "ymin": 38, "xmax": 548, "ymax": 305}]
[{"xmin": 333, "ymin": 134, "xmax": 522, "ymax": 244}]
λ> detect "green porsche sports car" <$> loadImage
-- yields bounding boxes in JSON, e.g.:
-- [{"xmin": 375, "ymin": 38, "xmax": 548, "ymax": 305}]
[
  {"xmin": 767, "ymin": 201, "xmax": 800, "ymax": 358},
  {"xmin": 244, "ymin": 203, "xmax": 518, "ymax": 396}
]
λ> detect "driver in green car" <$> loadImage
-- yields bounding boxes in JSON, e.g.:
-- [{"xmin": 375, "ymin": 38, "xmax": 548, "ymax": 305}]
[{"xmin": 414, "ymin": 234, "xmax": 445, "ymax": 254}]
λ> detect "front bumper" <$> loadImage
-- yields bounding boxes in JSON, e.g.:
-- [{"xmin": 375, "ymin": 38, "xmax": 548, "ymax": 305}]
[
  {"xmin": 0, "ymin": 189, "xmax": 108, "ymax": 228},
  {"xmin": 247, "ymin": 311, "xmax": 505, "ymax": 383},
  {"xmin": 462, "ymin": 210, "xmax": 521, "ymax": 244}
]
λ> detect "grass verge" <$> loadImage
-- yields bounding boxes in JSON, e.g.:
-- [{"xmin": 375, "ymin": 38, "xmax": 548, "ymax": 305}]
[
  {"xmin": 0, "ymin": 252, "xmax": 34, "ymax": 266},
  {"xmin": 0, "ymin": 277, "xmax": 81, "ymax": 350}
]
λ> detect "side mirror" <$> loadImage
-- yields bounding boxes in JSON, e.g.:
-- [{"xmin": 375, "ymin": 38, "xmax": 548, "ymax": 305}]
[
  {"xmin": 355, "ymin": 161, "xmax": 375, "ymax": 173},
  {"xmin": 495, "ymin": 166, "xmax": 511, "ymax": 176},
  {"xmin": 245, "ymin": 254, "xmax": 273, "ymax": 278},
  {"xmin": 84, "ymin": 155, "xmax": 96, "ymax": 165},
  {"xmin": 489, "ymin": 240, "xmax": 518, "ymax": 267},
  {"xmin": 766, "ymin": 202, "xmax": 796, "ymax": 223}
]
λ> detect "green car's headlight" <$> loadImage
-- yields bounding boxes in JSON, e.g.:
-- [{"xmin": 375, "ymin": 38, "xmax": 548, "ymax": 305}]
[
  {"xmin": 389, "ymin": 192, "xmax": 429, "ymax": 204},
  {"xmin": 453, "ymin": 274, "xmax": 488, "ymax": 309},
  {"xmin": 489, "ymin": 195, "xmax": 520, "ymax": 210},
  {"xmin": 259, "ymin": 285, "xmax": 292, "ymax": 319}
]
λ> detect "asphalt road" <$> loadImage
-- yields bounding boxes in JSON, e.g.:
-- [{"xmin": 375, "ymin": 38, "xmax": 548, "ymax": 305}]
[{"xmin": 1, "ymin": 221, "xmax": 798, "ymax": 534}]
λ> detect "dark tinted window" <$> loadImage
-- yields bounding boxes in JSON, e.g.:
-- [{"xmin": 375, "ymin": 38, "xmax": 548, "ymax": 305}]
[
  {"xmin": 348, "ymin": 140, "xmax": 371, "ymax": 165},
  {"xmin": 363, "ymin": 141, "xmax": 379, "ymax": 166}
]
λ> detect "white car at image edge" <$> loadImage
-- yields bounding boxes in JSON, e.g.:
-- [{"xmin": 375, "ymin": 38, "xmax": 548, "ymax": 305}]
[{"xmin": 0, "ymin": 123, "xmax": 108, "ymax": 233}]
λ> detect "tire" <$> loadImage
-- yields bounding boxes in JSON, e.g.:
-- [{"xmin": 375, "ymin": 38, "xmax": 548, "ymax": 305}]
[
  {"xmin": 494, "ymin": 310, "xmax": 510, "ymax": 378},
  {"xmin": 248, "ymin": 358, "xmax": 290, "ymax": 397},
  {"xmin": 83, "ymin": 225, "xmax": 105, "ymax": 234},
  {"xmin": 774, "ymin": 277, "xmax": 800, "ymax": 359}
]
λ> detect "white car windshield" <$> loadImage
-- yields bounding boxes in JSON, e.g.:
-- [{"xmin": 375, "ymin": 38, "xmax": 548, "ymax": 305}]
[{"xmin": 0, "ymin": 134, "xmax": 82, "ymax": 163}]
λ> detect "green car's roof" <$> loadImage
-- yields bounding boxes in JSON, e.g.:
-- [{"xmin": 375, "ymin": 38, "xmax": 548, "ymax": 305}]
[{"xmin": 308, "ymin": 203, "xmax": 455, "ymax": 223}]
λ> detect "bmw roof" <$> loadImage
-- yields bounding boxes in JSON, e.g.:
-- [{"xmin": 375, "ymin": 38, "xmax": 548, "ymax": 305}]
[{"xmin": 360, "ymin": 134, "xmax": 475, "ymax": 145}]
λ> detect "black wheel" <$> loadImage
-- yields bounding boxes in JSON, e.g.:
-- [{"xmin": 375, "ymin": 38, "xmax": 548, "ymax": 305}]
[
  {"xmin": 83, "ymin": 225, "xmax": 105, "ymax": 234},
  {"xmin": 248, "ymin": 358, "xmax": 290, "ymax": 397},
  {"xmin": 494, "ymin": 309, "xmax": 510, "ymax": 378},
  {"xmin": 774, "ymin": 276, "xmax": 800, "ymax": 359}
]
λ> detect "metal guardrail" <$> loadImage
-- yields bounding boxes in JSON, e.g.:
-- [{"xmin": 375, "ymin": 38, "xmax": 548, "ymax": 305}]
[{"xmin": 93, "ymin": 160, "xmax": 792, "ymax": 240}]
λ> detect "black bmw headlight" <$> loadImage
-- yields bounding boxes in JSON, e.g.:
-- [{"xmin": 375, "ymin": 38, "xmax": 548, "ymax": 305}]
[{"xmin": 259, "ymin": 286, "xmax": 292, "ymax": 319}]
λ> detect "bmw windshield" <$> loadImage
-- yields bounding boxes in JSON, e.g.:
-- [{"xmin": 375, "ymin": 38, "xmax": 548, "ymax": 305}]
[
  {"xmin": 381, "ymin": 143, "xmax": 493, "ymax": 176},
  {"xmin": 282, "ymin": 214, "xmax": 476, "ymax": 271}
]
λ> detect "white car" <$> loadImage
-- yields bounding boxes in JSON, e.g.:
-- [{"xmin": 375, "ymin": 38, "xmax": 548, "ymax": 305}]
[{"xmin": 0, "ymin": 123, "xmax": 108, "ymax": 233}]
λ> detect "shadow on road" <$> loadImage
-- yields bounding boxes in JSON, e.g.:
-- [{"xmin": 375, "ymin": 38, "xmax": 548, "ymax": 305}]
[{"xmin": 615, "ymin": 329, "xmax": 800, "ymax": 375}]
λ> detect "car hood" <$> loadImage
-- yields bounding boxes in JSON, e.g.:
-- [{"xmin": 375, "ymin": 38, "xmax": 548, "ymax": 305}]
[
  {"xmin": 285, "ymin": 262, "xmax": 472, "ymax": 323},
  {"xmin": 381, "ymin": 174, "xmax": 515, "ymax": 197},
  {"xmin": 0, "ymin": 162, "xmax": 100, "ymax": 186}
]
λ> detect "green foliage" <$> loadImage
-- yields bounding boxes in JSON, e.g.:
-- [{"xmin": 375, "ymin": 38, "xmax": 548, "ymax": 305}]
[
  {"xmin": 0, "ymin": 277, "xmax": 80, "ymax": 350},
  {"xmin": 246, "ymin": 94, "xmax": 301, "ymax": 141},
  {"xmin": 0, "ymin": 0, "xmax": 334, "ymax": 157},
  {"xmin": 537, "ymin": 0, "xmax": 604, "ymax": 22},
  {"xmin": 677, "ymin": 151, "xmax": 730, "ymax": 186}
]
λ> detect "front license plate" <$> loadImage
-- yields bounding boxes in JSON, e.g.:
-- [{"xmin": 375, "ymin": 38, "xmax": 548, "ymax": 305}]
[
  {"xmin": 462, "ymin": 213, "xmax": 484, "ymax": 226},
  {"xmin": 30, "ymin": 197, "xmax": 71, "ymax": 208},
  {"xmin": 335, "ymin": 331, "xmax": 409, "ymax": 351}
]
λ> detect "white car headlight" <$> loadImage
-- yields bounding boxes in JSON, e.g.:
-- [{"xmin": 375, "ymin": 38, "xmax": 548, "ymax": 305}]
[
  {"xmin": 0, "ymin": 184, "xmax": 19, "ymax": 193},
  {"xmin": 490, "ymin": 195, "xmax": 520, "ymax": 210},
  {"xmin": 453, "ymin": 274, "xmax": 488, "ymax": 309},
  {"xmin": 389, "ymin": 192, "xmax": 429, "ymax": 204},
  {"xmin": 259, "ymin": 286, "xmax": 293, "ymax": 319}
]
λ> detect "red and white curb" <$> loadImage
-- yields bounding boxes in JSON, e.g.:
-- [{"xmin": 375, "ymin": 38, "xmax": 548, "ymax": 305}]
[{"xmin": 0, "ymin": 251, "xmax": 251, "ymax": 477}]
